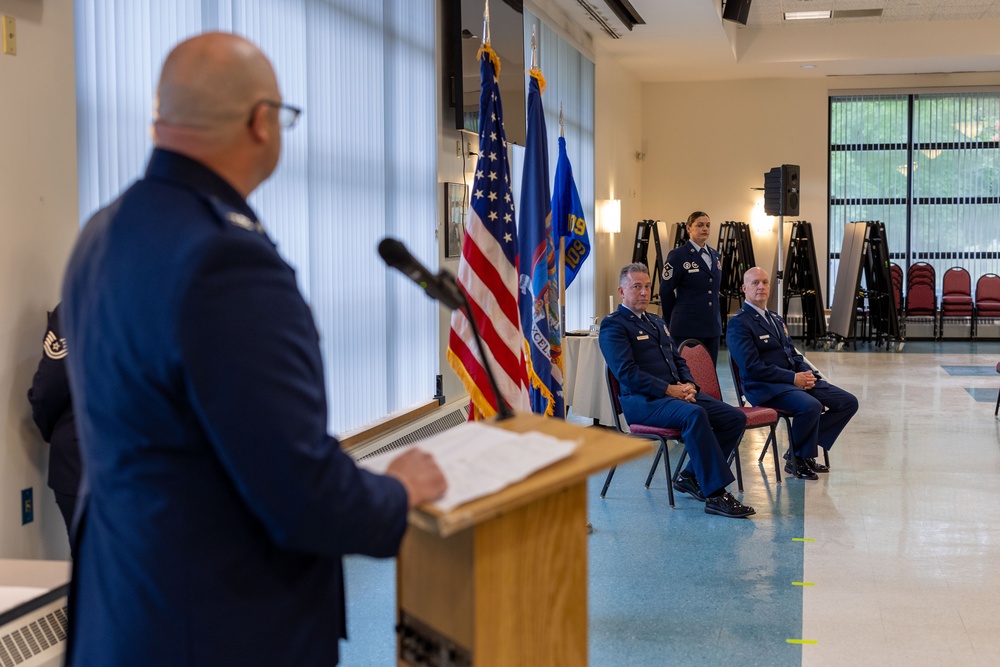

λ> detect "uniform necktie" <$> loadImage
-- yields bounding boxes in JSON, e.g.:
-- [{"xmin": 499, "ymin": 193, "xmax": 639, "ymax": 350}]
[{"xmin": 765, "ymin": 312, "xmax": 779, "ymax": 336}]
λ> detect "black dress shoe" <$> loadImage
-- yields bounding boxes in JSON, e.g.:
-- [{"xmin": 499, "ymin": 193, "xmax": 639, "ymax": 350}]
[
  {"xmin": 784, "ymin": 459, "xmax": 819, "ymax": 480},
  {"xmin": 804, "ymin": 458, "xmax": 829, "ymax": 473},
  {"xmin": 672, "ymin": 472, "xmax": 706, "ymax": 502},
  {"xmin": 783, "ymin": 450, "xmax": 829, "ymax": 474},
  {"xmin": 704, "ymin": 492, "xmax": 755, "ymax": 518}
]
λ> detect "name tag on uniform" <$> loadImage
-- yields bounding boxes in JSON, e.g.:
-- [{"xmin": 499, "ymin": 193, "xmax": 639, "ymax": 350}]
[
  {"xmin": 687, "ymin": 268, "xmax": 699, "ymax": 273},
  {"xmin": 760, "ymin": 334, "xmax": 770, "ymax": 341},
  {"xmin": 636, "ymin": 334, "xmax": 649, "ymax": 340}
]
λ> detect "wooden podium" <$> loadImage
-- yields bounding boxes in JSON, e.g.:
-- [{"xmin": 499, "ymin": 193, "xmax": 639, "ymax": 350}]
[{"xmin": 396, "ymin": 414, "xmax": 649, "ymax": 666}]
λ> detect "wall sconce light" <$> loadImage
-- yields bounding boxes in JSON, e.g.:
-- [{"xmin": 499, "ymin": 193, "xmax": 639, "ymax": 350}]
[
  {"xmin": 597, "ymin": 199, "xmax": 621, "ymax": 234},
  {"xmin": 750, "ymin": 198, "xmax": 772, "ymax": 234}
]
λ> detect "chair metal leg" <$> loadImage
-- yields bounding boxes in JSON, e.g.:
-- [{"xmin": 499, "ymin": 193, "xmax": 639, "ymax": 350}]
[
  {"xmin": 758, "ymin": 431, "xmax": 772, "ymax": 464},
  {"xmin": 644, "ymin": 443, "xmax": 663, "ymax": 488},
  {"xmin": 600, "ymin": 466, "xmax": 616, "ymax": 498},
  {"xmin": 645, "ymin": 439, "xmax": 676, "ymax": 507},
  {"xmin": 769, "ymin": 425, "xmax": 781, "ymax": 483},
  {"xmin": 783, "ymin": 415, "xmax": 799, "ymax": 472},
  {"xmin": 671, "ymin": 448, "xmax": 688, "ymax": 483},
  {"xmin": 734, "ymin": 443, "xmax": 743, "ymax": 492},
  {"xmin": 823, "ymin": 447, "xmax": 831, "ymax": 469},
  {"xmin": 994, "ymin": 388, "xmax": 999, "ymax": 417}
]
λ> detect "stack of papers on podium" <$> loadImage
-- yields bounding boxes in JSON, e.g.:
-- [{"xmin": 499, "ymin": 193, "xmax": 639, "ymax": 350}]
[{"xmin": 358, "ymin": 421, "xmax": 579, "ymax": 511}]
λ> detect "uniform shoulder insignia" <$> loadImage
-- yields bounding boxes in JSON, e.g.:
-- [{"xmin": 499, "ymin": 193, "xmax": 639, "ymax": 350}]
[
  {"xmin": 43, "ymin": 330, "xmax": 68, "ymax": 360},
  {"xmin": 207, "ymin": 196, "xmax": 266, "ymax": 236},
  {"xmin": 226, "ymin": 211, "xmax": 265, "ymax": 235},
  {"xmin": 732, "ymin": 310, "xmax": 745, "ymax": 318},
  {"xmin": 606, "ymin": 311, "xmax": 621, "ymax": 319}
]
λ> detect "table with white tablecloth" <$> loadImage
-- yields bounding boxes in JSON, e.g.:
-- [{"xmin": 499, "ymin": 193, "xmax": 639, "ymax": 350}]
[{"xmin": 563, "ymin": 334, "xmax": 615, "ymax": 426}]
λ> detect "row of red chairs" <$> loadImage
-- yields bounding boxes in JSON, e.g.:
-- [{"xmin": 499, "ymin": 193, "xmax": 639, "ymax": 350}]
[{"xmin": 890, "ymin": 263, "xmax": 1000, "ymax": 339}]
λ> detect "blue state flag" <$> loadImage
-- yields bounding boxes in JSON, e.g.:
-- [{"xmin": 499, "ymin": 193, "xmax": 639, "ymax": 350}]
[
  {"xmin": 552, "ymin": 136, "xmax": 591, "ymax": 287},
  {"xmin": 517, "ymin": 70, "xmax": 563, "ymax": 417}
]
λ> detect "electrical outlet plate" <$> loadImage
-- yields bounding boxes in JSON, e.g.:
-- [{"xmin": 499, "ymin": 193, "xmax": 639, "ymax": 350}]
[
  {"xmin": 21, "ymin": 487, "xmax": 33, "ymax": 524},
  {"xmin": 2, "ymin": 16, "xmax": 16, "ymax": 56}
]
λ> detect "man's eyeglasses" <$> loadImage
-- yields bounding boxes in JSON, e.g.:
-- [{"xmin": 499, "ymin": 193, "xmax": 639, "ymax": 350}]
[{"xmin": 251, "ymin": 100, "xmax": 302, "ymax": 129}]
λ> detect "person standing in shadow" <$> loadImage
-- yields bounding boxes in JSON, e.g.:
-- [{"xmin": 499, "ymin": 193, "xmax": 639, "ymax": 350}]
[{"xmin": 28, "ymin": 303, "xmax": 81, "ymax": 557}]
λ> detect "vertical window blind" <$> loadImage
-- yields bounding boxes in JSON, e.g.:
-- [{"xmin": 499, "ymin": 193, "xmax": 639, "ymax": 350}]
[
  {"xmin": 75, "ymin": 0, "xmax": 438, "ymax": 435},
  {"xmin": 829, "ymin": 92, "xmax": 1000, "ymax": 301}
]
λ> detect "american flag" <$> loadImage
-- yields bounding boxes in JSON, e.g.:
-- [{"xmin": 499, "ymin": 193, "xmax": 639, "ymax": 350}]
[{"xmin": 447, "ymin": 44, "xmax": 529, "ymax": 419}]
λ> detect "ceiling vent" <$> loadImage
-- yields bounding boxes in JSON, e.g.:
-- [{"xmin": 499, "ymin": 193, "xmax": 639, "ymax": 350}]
[
  {"xmin": 833, "ymin": 8, "xmax": 884, "ymax": 19},
  {"xmin": 575, "ymin": 0, "xmax": 622, "ymax": 39}
]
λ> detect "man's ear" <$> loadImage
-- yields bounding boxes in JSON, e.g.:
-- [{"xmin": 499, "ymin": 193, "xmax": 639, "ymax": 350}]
[{"xmin": 247, "ymin": 103, "xmax": 272, "ymax": 143}]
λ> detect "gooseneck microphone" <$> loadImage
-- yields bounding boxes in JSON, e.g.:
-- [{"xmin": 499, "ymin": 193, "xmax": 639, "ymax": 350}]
[
  {"xmin": 378, "ymin": 237, "xmax": 514, "ymax": 420},
  {"xmin": 378, "ymin": 238, "xmax": 465, "ymax": 311}
]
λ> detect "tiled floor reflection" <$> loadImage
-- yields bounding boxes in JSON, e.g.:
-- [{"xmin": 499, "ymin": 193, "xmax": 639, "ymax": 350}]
[
  {"xmin": 340, "ymin": 342, "xmax": 1000, "ymax": 666},
  {"xmin": 800, "ymin": 343, "xmax": 1000, "ymax": 666}
]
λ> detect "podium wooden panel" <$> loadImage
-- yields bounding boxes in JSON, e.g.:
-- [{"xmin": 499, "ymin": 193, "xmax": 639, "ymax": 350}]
[{"xmin": 396, "ymin": 414, "xmax": 649, "ymax": 666}]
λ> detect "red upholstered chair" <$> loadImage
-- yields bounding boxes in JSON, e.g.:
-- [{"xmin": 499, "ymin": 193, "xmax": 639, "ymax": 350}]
[
  {"xmin": 678, "ymin": 339, "xmax": 780, "ymax": 486},
  {"xmin": 602, "ymin": 367, "xmax": 685, "ymax": 506},
  {"xmin": 728, "ymin": 354, "xmax": 831, "ymax": 476},
  {"xmin": 975, "ymin": 275, "xmax": 1000, "ymax": 340},
  {"xmin": 940, "ymin": 267, "xmax": 974, "ymax": 339},
  {"xmin": 906, "ymin": 262, "xmax": 938, "ymax": 338}
]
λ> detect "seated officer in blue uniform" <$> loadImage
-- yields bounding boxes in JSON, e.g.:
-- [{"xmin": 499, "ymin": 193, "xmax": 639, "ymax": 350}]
[
  {"xmin": 61, "ymin": 33, "xmax": 446, "ymax": 667},
  {"xmin": 726, "ymin": 267, "xmax": 859, "ymax": 480},
  {"xmin": 599, "ymin": 263, "xmax": 753, "ymax": 518},
  {"xmin": 659, "ymin": 211, "xmax": 723, "ymax": 364}
]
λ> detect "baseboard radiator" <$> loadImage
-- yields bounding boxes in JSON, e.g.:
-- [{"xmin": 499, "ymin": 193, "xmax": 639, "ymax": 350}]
[
  {"xmin": 350, "ymin": 399, "xmax": 471, "ymax": 462},
  {"xmin": 0, "ymin": 600, "xmax": 68, "ymax": 667}
]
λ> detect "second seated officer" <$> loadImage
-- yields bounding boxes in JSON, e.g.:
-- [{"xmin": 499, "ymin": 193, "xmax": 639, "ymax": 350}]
[
  {"xmin": 660, "ymin": 211, "xmax": 723, "ymax": 364},
  {"xmin": 599, "ymin": 263, "xmax": 753, "ymax": 518}
]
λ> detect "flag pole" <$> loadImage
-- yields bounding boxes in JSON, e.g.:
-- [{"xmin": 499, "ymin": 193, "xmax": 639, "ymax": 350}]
[
  {"xmin": 483, "ymin": 0, "xmax": 491, "ymax": 45},
  {"xmin": 558, "ymin": 105, "xmax": 567, "ymax": 418}
]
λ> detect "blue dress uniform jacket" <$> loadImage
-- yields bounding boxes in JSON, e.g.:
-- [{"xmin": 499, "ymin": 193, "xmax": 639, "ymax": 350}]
[
  {"xmin": 659, "ymin": 242, "xmax": 723, "ymax": 345},
  {"xmin": 725, "ymin": 303, "xmax": 819, "ymax": 404},
  {"xmin": 27, "ymin": 304, "xmax": 82, "ymax": 534},
  {"xmin": 726, "ymin": 302, "xmax": 858, "ymax": 458},
  {"xmin": 598, "ymin": 306, "xmax": 743, "ymax": 496},
  {"xmin": 27, "ymin": 305, "xmax": 80, "ymax": 498},
  {"xmin": 61, "ymin": 149, "xmax": 408, "ymax": 666}
]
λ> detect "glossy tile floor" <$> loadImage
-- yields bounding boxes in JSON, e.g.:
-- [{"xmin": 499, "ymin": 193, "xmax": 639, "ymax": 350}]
[{"xmin": 340, "ymin": 341, "xmax": 1000, "ymax": 666}]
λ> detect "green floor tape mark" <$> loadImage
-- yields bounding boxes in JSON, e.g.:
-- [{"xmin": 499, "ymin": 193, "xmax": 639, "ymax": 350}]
[
  {"xmin": 786, "ymin": 639, "xmax": 818, "ymax": 645},
  {"xmin": 792, "ymin": 581, "xmax": 814, "ymax": 587},
  {"xmin": 791, "ymin": 537, "xmax": 815, "ymax": 542}
]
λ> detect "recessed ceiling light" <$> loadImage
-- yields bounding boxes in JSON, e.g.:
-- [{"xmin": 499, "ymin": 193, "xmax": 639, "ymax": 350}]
[
  {"xmin": 800, "ymin": 65, "xmax": 816, "ymax": 69},
  {"xmin": 784, "ymin": 11, "xmax": 832, "ymax": 20}
]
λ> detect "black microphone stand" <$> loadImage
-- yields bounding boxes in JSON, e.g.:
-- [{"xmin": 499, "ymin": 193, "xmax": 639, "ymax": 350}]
[{"xmin": 450, "ymin": 276, "xmax": 515, "ymax": 421}]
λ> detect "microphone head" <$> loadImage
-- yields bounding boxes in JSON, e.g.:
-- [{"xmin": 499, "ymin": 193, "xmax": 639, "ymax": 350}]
[{"xmin": 377, "ymin": 237, "xmax": 408, "ymax": 268}]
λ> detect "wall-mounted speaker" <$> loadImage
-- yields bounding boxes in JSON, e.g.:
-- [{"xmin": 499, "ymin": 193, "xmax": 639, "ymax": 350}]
[{"xmin": 722, "ymin": 0, "xmax": 752, "ymax": 26}]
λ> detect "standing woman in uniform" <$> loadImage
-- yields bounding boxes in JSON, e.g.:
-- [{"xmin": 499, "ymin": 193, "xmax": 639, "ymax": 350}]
[{"xmin": 659, "ymin": 211, "xmax": 723, "ymax": 364}]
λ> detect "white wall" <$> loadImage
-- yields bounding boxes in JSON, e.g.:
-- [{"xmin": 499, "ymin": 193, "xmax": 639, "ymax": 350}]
[
  {"xmin": 593, "ymin": 50, "xmax": 642, "ymax": 315},
  {"xmin": 0, "ymin": 0, "xmax": 79, "ymax": 559},
  {"xmin": 639, "ymin": 77, "xmax": 830, "ymax": 303}
]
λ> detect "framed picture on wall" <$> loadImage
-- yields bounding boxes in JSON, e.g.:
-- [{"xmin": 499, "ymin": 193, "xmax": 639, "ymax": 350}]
[{"xmin": 445, "ymin": 182, "xmax": 468, "ymax": 258}]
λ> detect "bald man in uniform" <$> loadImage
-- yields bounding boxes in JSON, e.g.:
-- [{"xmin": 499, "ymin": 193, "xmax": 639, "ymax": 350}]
[{"xmin": 61, "ymin": 33, "xmax": 446, "ymax": 666}]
